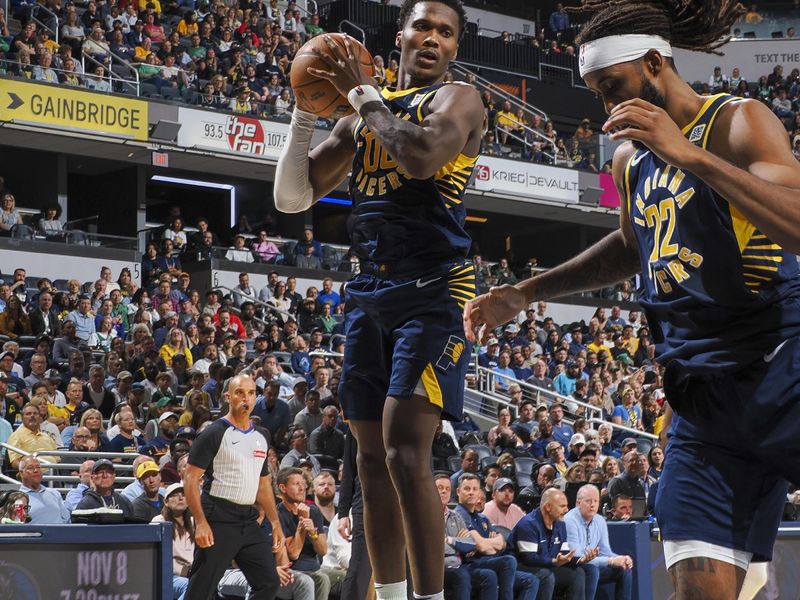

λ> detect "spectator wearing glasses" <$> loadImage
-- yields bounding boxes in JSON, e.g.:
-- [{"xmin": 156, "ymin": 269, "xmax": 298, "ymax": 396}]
[
  {"xmin": 565, "ymin": 484, "xmax": 633, "ymax": 600},
  {"xmin": 18, "ymin": 456, "xmax": 70, "ymax": 524},
  {"xmin": 280, "ymin": 427, "xmax": 321, "ymax": 476},
  {"xmin": 72, "ymin": 459, "xmax": 135, "ymax": 521}
]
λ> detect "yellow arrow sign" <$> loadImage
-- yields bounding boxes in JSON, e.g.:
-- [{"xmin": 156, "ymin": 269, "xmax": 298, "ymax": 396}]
[{"xmin": 0, "ymin": 79, "xmax": 149, "ymax": 141}]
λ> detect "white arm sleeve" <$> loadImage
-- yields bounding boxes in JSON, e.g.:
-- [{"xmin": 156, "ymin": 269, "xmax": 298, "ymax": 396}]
[{"xmin": 273, "ymin": 108, "xmax": 317, "ymax": 214}]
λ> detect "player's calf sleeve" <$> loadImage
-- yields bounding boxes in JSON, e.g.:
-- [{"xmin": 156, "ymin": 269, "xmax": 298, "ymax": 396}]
[{"xmin": 273, "ymin": 108, "xmax": 316, "ymax": 214}]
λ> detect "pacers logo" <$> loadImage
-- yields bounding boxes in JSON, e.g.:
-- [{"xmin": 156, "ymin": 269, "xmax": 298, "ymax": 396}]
[
  {"xmin": 475, "ymin": 164, "xmax": 491, "ymax": 181},
  {"xmin": 436, "ymin": 336, "xmax": 465, "ymax": 372}
]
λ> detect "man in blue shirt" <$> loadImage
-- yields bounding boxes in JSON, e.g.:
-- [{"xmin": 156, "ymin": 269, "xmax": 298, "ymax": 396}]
[
  {"xmin": 454, "ymin": 474, "xmax": 539, "ymax": 600},
  {"xmin": 293, "ymin": 227, "xmax": 323, "ymax": 258},
  {"xmin": 317, "ymin": 277, "xmax": 340, "ymax": 309},
  {"xmin": 564, "ymin": 485, "xmax": 633, "ymax": 600},
  {"xmin": 554, "ymin": 361, "xmax": 580, "ymax": 397},
  {"xmin": 478, "ymin": 338, "xmax": 500, "ymax": 369},
  {"xmin": 67, "ymin": 296, "xmax": 96, "ymax": 342},
  {"xmin": 435, "ymin": 474, "xmax": 497, "ymax": 600},
  {"xmin": 492, "ymin": 352, "xmax": 517, "ymax": 391},
  {"xmin": 511, "ymin": 400, "xmax": 537, "ymax": 444},
  {"xmin": 549, "ymin": 404, "xmax": 574, "ymax": 450},
  {"xmin": 18, "ymin": 456, "xmax": 70, "ymax": 524},
  {"xmin": 509, "ymin": 488, "xmax": 587, "ymax": 600},
  {"xmin": 252, "ymin": 381, "xmax": 291, "ymax": 448},
  {"xmin": 568, "ymin": 327, "xmax": 587, "ymax": 358},
  {"xmin": 548, "ymin": 3, "xmax": 570, "ymax": 33},
  {"xmin": 449, "ymin": 448, "xmax": 480, "ymax": 494}
]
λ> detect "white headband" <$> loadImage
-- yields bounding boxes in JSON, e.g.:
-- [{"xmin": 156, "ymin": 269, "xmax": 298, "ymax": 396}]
[{"xmin": 579, "ymin": 34, "xmax": 673, "ymax": 78}]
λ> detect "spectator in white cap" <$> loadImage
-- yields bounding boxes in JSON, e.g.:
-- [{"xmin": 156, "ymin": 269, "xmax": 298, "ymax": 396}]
[
  {"xmin": 152, "ymin": 482, "xmax": 195, "ymax": 600},
  {"xmin": 478, "ymin": 338, "xmax": 500, "ymax": 369},
  {"xmin": 568, "ymin": 433, "xmax": 586, "ymax": 463},
  {"xmin": 142, "ymin": 411, "xmax": 179, "ymax": 461},
  {"xmin": 482, "ymin": 477, "xmax": 525, "ymax": 530}
]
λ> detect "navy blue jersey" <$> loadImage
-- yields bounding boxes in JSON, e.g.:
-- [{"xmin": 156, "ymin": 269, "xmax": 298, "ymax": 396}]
[
  {"xmin": 624, "ymin": 93, "xmax": 800, "ymax": 376},
  {"xmin": 347, "ymin": 83, "xmax": 477, "ymax": 268}
]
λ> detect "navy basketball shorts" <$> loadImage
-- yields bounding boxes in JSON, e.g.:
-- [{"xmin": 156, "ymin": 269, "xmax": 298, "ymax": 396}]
[
  {"xmin": 338, "ymin": 260, "xmax": 476, "ymax": 421},
  {"xmin": 655, "ymin": 336, "xmax": 800, "ymax": 569}
]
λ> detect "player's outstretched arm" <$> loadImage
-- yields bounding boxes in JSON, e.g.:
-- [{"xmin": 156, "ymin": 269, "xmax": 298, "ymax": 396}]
[
  {"xmin": 605, "ymin": 98, "xmax": 800, "ymax": 254},
  {"xmin": 273, "ymin": 110, "xmax": 357, "ymax": 214},
  {"xmin": 464, "ymin": 143, "xmax": 641, "ymax": 343}
]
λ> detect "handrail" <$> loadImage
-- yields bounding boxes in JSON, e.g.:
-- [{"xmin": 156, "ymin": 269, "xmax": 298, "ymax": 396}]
[
  {"xmin": 0, "ymin": 473, "xmax": 20, "ymax": 485},
  {"xmin": 81, "ymin": 52, "xmax": 124, "ymax": 92},
  {"xmin": 451, "ymin": 62, "xmax": 548, "ymax": 121},
  {"xmin": 227, "ymin": 304, "xmax": 271, "ymax": 331},
  {"xmin": 339, "ymin": 19, "xmax": 366, "ymax": 44},
  {"xmin": 588, "ymin": 418, "xmax": 658, "ymax": 442},
  {"xmin": 31, "ymin": 4, "xmax": 59, "ymax": 43},
  {"xmin": 31, "ymin": 450, "xmax": 141, "ymax": 464},
  {"xmin": 106, "ymin": 48, "xmax": 140, "ymax": 96},
  {"xmin": 214, "ymin": 284, "xmax": 292, "ymax": 321},
  {"xmin": 494, "ymin": 121, "xmax": 556, "ymax": 163},
  {"xmin": 1, "ymin": 442, "xmax": 55, "ymax": 465},
  {"xmin": 475, "ymin": 364, "xmax": 605, "ymax": 421}
]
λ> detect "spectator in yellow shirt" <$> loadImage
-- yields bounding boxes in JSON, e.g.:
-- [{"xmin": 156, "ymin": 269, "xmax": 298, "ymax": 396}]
[
  {"xmin": 7, "ymin": 403, "xmax": 60, "ymax": 470},
  {"xmin": 138, "ymin": 0, "xmax": 161, "ymax": 14},
  {"xmin": 176, "ymin": 11, "xmax": 198, "ymax": 37},
  {"xmin": 495, "ymin": 99, "xmax": 523, "ymax": 144}
]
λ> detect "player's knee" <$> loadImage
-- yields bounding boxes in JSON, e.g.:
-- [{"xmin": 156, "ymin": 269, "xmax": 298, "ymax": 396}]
[
  {"xmin": 355, "ymin": 447, "xmax": 386, "ymax": 478},
  {"xmin": 384, "ymin": 442, "xmax": 426, "ymax": 484}
]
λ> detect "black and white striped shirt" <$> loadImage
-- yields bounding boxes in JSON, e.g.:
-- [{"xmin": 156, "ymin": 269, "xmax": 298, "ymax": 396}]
[{"xmin": 188, "ymin": 418, "xmax": 269, "ymax": 506}]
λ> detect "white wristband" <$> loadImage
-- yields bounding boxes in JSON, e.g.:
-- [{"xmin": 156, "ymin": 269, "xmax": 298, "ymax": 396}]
[{"xmin": 347, "ymin": 85, "xmax": 384, "ymax": 115}]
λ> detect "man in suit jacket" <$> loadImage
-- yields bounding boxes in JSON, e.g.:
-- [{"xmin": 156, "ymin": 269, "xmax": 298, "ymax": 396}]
[{"xmin": 29, "ymin": 292, "xmax": 61, "ymax": 337}]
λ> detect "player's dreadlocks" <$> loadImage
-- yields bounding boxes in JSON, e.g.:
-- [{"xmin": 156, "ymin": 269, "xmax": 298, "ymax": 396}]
[{"xmin": 573, "ymin": 0, "xmax": 746, "ymax": 54}]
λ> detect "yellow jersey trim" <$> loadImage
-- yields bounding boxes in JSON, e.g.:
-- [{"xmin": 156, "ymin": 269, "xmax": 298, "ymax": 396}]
[{"xmin": 680, "ymin": 93, "xmax": 727, "ymax": 135}]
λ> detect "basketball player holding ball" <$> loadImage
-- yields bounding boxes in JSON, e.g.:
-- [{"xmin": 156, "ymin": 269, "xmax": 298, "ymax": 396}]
[
  {"xmin": 465, "ymin": 1, "xmax": 800, "ymax": 599},
  {"xmin": 274, "ymin": 2, "xmax": 484, "ymax": 600}
]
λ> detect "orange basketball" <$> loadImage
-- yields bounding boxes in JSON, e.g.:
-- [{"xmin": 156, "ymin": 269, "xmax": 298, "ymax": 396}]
[{"xmin": 291, "ymin": 33, "xmax": 375, "ymax": 119}]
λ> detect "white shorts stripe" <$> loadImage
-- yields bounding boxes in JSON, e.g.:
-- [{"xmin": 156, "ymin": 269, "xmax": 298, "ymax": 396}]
[{"xmin": 663, "ymin": 540, "xmax": 752, "ymax": 571}]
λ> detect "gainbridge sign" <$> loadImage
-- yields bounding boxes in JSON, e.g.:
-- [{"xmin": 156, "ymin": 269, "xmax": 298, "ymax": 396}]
[
  {"xmin": 176, "ymin": 107, "xmax": 288, "ymax": 159},
  {"xmin": 0, "ymin": 78, "xmax": 148, "ymax": 140}
]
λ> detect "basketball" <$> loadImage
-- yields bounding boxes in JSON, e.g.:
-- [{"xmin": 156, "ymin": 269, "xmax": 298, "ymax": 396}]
[{"xmin": 291, "ymin": 33, "xmax": 375, "ymax": 119}]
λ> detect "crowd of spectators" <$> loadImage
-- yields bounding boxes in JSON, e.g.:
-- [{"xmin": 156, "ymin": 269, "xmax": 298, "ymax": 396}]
[
  {"xmin": 2, "ymin": 242, "xmax": 800, "ymax": 598},
  {"xmin": 144, "ymin": 211, "xmax": 357, "ymax": 276},
  {"xmin": 700, "ymin": 63, "xmax": 800, "ymax": 155}
]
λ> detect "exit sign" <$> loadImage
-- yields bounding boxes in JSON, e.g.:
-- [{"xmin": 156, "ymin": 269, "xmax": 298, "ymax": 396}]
[{"xmin": 152, "ymin": 152, "xmax": 169, "ymax": 167}]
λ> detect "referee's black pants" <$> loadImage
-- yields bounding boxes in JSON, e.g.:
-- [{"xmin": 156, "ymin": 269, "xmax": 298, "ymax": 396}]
[
  {"xmin": 340, "ymin": 506, "xmax": 372, "ymax": 600},
  {"xmin": 186, "ymin": 517, "xmax": 279, "ymax": 600}
]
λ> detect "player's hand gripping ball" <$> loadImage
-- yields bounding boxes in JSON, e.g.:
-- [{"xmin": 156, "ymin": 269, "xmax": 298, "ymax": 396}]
[{"xmin": 291, "ymin": 33, "xmax": 375, "ymax": 119}]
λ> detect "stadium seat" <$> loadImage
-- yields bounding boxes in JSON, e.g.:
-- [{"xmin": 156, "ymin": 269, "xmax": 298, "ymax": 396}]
[
  {"xmin": 140, "ymin": 82, "xmax": 159, "ymax": 97},
  {"xmin": 160, "ymin": 87, "xmax": 180, "ymax": 100},
  {"xmin": 311, "ymin": 454, "xmax": 340, "ymax": 473},
  {"xmin": 514, "ymin": 457, "xmax": 539, "ymax": 477},
  {"xmin": 447, "ymin": 456, "xmax": 462, "ymax": 472},
  {"xmin": 16, "ymin": 336, "xmax": 37, "ymax": 348},
  {"xmin": 480, "ymin": 456, "xmax": 498, "ymax": 470},
  {"xmin": 493, "ymin": 525, "xmax": 512, "ymax": 542},
  {"xmin": 464, "ymin": 444, "xmax": 492, "ymax": 461},
  {"xmin": 11, "ymin": 224, "xmax": 35, "ymax": 240}
]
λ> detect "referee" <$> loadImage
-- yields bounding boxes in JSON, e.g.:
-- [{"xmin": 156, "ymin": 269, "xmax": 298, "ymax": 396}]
[{"xmin": 184, "ymin": 374, "xmax": 284, "ymax": 600}]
